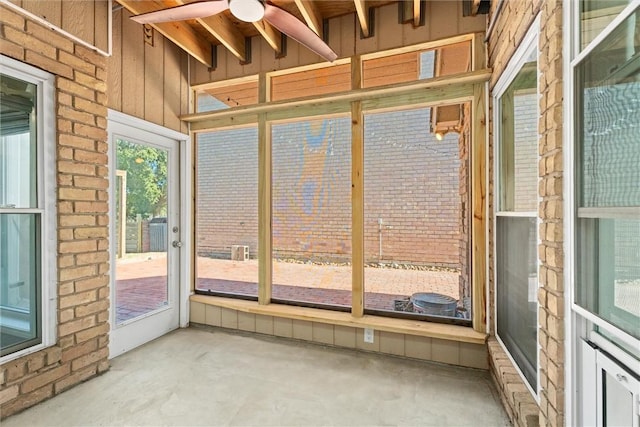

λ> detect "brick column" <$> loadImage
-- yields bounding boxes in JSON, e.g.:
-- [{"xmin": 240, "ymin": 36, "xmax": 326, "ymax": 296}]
[
  {"xmin": 537, "ymin": 0, "xmax": 565, "ymax": 425},
  {"xmin": 0, "ymin": 4, "xmax": 110, "ymax": 418}
]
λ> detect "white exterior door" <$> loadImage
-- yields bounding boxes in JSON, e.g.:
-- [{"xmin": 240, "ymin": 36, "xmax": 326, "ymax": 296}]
[{"xmin": 108, "ymin": 111, "xmax": 187, "ymax": 358}]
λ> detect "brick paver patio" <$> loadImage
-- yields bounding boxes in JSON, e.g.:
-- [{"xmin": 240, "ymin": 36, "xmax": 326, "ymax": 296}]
[{"xmin": 116, "ymin": 253, "xmax": 460, "ymax": 323}]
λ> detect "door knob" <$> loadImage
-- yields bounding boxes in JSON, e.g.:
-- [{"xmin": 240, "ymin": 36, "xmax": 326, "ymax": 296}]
[{"xmin": 172, "ymin": 240, "xmax": 183, "ymax": 248}]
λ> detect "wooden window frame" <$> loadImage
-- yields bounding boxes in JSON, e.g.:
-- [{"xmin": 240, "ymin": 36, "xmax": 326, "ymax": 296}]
[{"xmin": 185, "ymin": 33, "xmax": 489, "ymax": 335}]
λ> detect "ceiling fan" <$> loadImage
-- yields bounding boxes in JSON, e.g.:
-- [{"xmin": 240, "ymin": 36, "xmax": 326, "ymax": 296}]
[{"xmin": 131, "ymin": 0, "xmax": 338, "ymax": 62}]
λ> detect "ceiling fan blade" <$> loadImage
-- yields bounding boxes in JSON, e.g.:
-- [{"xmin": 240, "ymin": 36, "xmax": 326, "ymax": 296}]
[
  {"xmin": 263, "ymin": 3, "xmax": 338, "ymax": 62},
  {"xmin": 131, "ymin": 1, "xmax": 229, "ymax": 24}
]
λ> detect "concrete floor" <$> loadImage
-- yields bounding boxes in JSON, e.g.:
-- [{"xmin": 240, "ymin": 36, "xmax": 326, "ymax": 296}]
[{"xmin": 3, "ymin": 327, "xmax": 510, "ymax": 426}]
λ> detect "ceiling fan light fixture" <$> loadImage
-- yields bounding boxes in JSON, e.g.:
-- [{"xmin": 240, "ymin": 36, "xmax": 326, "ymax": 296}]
[{"xmin": 230, "ymin": 0, "xmax": 264, "ymax": 22}]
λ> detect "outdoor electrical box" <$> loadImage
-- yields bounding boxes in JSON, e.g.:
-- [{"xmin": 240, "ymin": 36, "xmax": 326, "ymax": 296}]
[{"xmin": 231, "ymin": 245, "xmax": 249, "ymax": 261}]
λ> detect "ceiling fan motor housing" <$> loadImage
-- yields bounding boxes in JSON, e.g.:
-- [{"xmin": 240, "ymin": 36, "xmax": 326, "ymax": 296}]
[{"xmin": 229, "ymin": 0, "xmax": 265, "ymax": 22}]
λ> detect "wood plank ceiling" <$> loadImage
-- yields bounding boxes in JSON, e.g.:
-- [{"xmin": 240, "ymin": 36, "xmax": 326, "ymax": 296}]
[{"xmin": 116, "ymin": 0, "xmax": 485, "ymax": 68}]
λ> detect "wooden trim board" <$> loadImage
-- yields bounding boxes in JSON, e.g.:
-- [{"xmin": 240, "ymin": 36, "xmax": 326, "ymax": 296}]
[{"xmin": 191, "ymin": 294, "xmax": 488, "ymax": 344}]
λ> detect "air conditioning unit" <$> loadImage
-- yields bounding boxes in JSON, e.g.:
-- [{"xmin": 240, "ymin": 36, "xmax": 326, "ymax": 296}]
[{"xmin": 231, "ymin": 245, "xmax": 249, "ymax": 261}]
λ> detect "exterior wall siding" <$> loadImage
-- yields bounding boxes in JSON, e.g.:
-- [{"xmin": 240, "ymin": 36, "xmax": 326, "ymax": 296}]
[
  {"xmin": 189, "ymin": 300, "xmax": 489, "ymax": 370},
  {"xmin": 107, "ymin": 8, "xmax": 190, "ymax": 134},
  {"xmin": 0, "ymin": 3, "xmax": 110, "ymax": 418}
]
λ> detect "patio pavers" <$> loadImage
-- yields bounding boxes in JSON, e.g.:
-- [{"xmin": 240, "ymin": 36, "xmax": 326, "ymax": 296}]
[{"xmin": 115, "ymin": 254, "xmax": 461, "ymax": 322}]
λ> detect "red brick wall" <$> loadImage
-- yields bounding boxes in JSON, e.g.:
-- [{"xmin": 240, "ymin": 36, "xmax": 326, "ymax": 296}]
[
  {"xmin": 196, "ymin": 108, "xmax": 465, "ymax": 268},
  {"xmin": 0, "ymin": 4, "xmax": 110, "ymax": 418}
]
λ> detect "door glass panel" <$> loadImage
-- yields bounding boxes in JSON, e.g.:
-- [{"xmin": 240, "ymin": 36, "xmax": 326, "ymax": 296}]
[{"xmin": 115, "ymin": 139, "xmax": 169, "ymax": 324}]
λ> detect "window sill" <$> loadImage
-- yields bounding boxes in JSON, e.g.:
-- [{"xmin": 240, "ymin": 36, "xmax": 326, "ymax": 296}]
[{"xmin": 190, "ymin": 294, "xmax": 487, "ymax": 344}]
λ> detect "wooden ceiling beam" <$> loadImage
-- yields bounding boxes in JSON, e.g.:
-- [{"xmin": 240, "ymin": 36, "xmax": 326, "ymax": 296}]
[
  {"xmin": 471, "ymin": 0, "xmax": 481, "ymax": 16},
  {"xmin": 117, "ymin": 0, "xmax": 213, "ymax": 67},
  {"xmin": 353, "ymin": 0, "xmax": 370, "ymax": 37},
  {"xmin": 173, "ymin": 0, "xmax": 247, "ymax": 62},
  {"xmin": 294, "ymin": 0, "xmax": 323, "ymax": 36},
  {"xmin": 253, "ymin": 20, "xmax": 282, "ymax": 54}
]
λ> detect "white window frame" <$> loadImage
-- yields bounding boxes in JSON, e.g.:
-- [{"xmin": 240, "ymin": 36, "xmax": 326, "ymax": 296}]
[
  {"xmin": 0, "ymin": 55, "xmax": 57, "ymax": 363},
  {"xmin": 564, "ymin": 1, "xmax": 640, "ymax": 424},
  {"xmin": 492, "ymin": 15, "xmax": 541, "ymax": 401}
]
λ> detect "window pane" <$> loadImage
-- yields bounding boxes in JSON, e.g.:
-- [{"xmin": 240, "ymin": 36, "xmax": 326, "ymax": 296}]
[
  {"xmin": 0, "ymin": 74, "xmax": 37, "ymax": 208},
  {"xmin": 577, "ymin": 219, "xmax": 640, "ymax": 340},
  {"xmin": 0, "ymin": 214, "xmax": 40, "ymax": 356},
  {"xmin": 363, "ymin": 106, "xmax": 469, "ymax": 320},
  {"xmin": 272, "ymin": 117, "xmax": 351, "ymax": 308},
  {"xmin": 498, "ymin": 54, "xmax": 538, "ymax": 213},
  {"xmin": 496, "ymin": 216, "xmax": 538, "ymax": 388},
  {"xmin": 195, "ymin": 127, "xmax": 259, "ymax": 298},
  {"xmin": 577, "ymin": 10, "xmax": 640, "ymax": 209},
  {"xmin": 115, "ymin": 140, "xmax": 170, "ymax": 324},
  {"xmin": 580, "ymin": 1, "xmax": 631, "ymax": 49},
  {"xmin": 576, "ymin": 10, "xmax": 640, "ymax": 340}
]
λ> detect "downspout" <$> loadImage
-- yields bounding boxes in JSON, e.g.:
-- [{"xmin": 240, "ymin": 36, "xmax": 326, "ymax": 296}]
[{"xmin": 485, "ymin": 0, "xmax": 506, "ymax": 43}]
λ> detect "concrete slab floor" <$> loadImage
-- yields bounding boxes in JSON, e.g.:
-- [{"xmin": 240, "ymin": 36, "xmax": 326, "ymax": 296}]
[{"xmin": 3, "ymin": 327, "xmax": 510, "ymax": 426}]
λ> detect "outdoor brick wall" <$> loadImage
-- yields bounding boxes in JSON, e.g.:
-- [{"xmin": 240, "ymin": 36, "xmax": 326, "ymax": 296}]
[
  {"xmin": 196, "ymin": 108, "xmax": 463, "ymax": 268},
  {"xmin": 537, "ymin": 1, "xmax": 565, "ymax": 425},
  {"xmin": 196, "ymin": 127, "xmax": 259, "ymax": 260},
  {"xmin": 458, "ymin": 104, "xmax": 471, "ymax": 310},
  {"xmin": 0, "ymin": 5, "xmax": 110, "ymax": 418}
]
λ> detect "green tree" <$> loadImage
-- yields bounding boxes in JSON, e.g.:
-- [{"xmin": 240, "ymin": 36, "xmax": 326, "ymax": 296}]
[{"xmin": 116, "ymin": 140, "xmax": 168, "ymax": 219}]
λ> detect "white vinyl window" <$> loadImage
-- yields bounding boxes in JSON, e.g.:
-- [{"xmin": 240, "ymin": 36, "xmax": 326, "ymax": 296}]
[
  {"xmin": 0, "ymin": 56, "xmax": 56, "ymax": 361},
  {"xmin": 493, "ymin": 18, "xmax": 540, "ymax": 396},
  {"xmin": 573, "ymin": 1, "xmax": 640, "ymax": 349}
]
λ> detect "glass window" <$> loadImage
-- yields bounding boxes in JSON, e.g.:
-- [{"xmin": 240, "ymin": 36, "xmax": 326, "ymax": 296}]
[
  {"xmin": 195, "ymin": 126, "xmax": 259, "ymax": 298},
  {"xmin": 576, "ymin": 9, "xmax": 640, "ymax": 341},
  {"xmin": 495, "ymin": 37, "xmax": 539, "ymax": 391},
  {"xmin": 580, "ymin": 0, "xmax": 631, "ymax": 49},
  {"xmin": 0, "ymin": 69, "xmax": 45, "ymax": 357}
]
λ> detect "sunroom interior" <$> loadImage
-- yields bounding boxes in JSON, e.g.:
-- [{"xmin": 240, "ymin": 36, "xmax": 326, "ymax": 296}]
[
  {"xmin": 2, "ymin": 0, "xmax": 499, "ymax": 422},
  {"xmin": 103, "ymin": 0, "xmax": 494, "ymax": 357}
]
